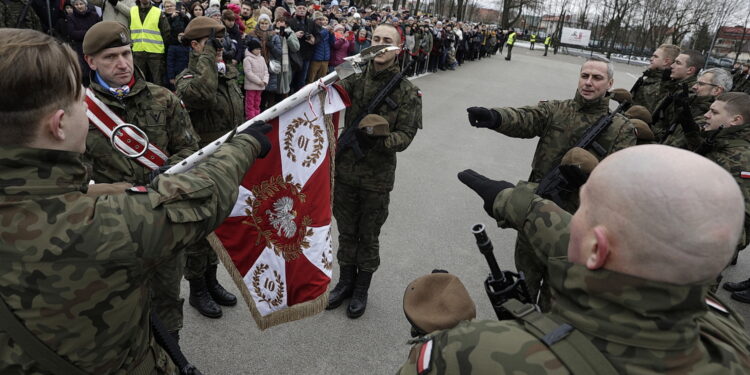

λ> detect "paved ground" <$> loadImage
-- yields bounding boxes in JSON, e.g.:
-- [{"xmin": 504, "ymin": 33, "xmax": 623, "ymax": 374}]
[{"xmin": 180, "ymin": 45, "xmax": 750, "ymax": 374}]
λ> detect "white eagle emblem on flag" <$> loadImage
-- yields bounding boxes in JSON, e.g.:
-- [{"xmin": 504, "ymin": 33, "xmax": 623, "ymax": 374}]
[{"xmin": 266, "ymin": 196, "xmax": 297, "ymax": 238}]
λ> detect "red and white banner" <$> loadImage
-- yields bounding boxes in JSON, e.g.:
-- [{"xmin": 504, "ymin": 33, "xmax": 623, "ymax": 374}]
[{"xmin": 210, "ymin": 86, "xmax": 348, "ymax": 329}]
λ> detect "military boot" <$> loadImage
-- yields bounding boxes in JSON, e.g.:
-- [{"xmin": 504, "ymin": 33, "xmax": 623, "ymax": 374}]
[
  {"xmin": 326, "ymin": 265, "xmax": 357, "ymax": 310},
  {"xmin": 346, "ymin": 271, "xmax": 373, "ymax": 319},
  {"xmin": 205, "ymin": 265, "xmax": 237, "ymax": 306},
  {"xmin": 188, "ymin": 278, "xmax": 222, "ymax": 318}
]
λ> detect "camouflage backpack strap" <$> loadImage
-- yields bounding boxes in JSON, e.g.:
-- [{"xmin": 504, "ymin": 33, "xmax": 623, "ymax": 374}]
[
  {"xmin": 503, "ymin": 299, "xmax": 618, "ymax": 375},
  {"xmin": 0, "ymin": 296, "xmax": 88, "ymax": 375}
]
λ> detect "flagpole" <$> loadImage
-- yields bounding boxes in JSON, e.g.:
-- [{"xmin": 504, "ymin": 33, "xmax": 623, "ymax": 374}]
[
  {"xmin": 164, "ymin": 45, "xmax": 399, "ymax": 174},
  {"xmin": 165, "ymin": 72, "xmax": 340, "ymax": 174}
]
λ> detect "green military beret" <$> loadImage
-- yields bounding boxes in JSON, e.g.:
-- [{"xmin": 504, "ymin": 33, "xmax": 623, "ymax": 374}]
[
  {"xmin": 561, "ymin": 147, "xmax": 599, "ymax": 174},
  {"xmin": 403, "ymin": 272, "xmax": 476, "ymax": 335},
  {"xmin": 624, "ymin": 105, "xmax": 653, "ymax": 125},
  {"xmin": 182, "ymin": 16, "xmax": 225, "ymax": 42},
  {"xmin": 629, "ymin": 119, "xmax": 655, "ymax": 142},
  {"xmin": 83, "ymin": 21, "xmax": 131, "ymax": 56},
  {"xmin": 358, "ymin": 114, "xmax": 390, "ymax": 137},
  {"xmin": 609, "ymin": 88, "xmax": 632, "ymax": 104}
]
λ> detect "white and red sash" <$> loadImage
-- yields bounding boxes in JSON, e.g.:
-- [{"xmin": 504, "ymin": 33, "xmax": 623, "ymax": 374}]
[{"xmin": 85, "ymin": 88, "xmax": 168, "ymax": 171}]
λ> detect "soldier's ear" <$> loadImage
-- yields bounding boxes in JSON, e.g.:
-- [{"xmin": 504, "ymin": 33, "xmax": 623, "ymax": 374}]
[
  {"xmin": 586, "ymin": 226, "xmax": 610, "ymax": 270},
  {"xmin": 44, "ymin": 109, "xmax": 67, "ymax": 142}
]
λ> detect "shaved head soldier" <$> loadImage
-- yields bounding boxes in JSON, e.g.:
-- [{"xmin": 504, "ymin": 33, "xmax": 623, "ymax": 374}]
[
  {"xmin": 651, "ymin": 49, "xmax": 704, "ymax": 143},
  {"xmin": 398, "ymin": 145, "xmax": 750, "ymax": 374}
]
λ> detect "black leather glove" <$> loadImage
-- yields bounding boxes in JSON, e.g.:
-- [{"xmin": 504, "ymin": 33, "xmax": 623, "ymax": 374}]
[
  {"xmin": 239, "ymin": 121, "xmax": 273, "ymax": 158},
  {"xmin": 558, "ymin": 165, "xmax": 589, "ymax": 191},
  {"xmin": 148, "ymin": 164, "xmax": 173, "ymax": 182},
  {"xmin": 355, "ymin": 129, "xmax": 376, "ymax": 152},
  {"xmin": 661, "ymin": 68, "xmax": 672, "ymax": 81},
  {"xmin": 467, "ymin": 107, "xmax": 501, "ymax": 129},
  {"xmin": 107, "ymin": 0, "xmax": 118, "ymax": 6},
  {"xmin": 457, "ymin": 169, "xmax": 514, "ymax": 216}
]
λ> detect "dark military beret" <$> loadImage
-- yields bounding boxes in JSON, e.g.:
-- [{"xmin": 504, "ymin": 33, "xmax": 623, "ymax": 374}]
[
  {"xmin": 182, "ymin": 16, "xmax": 225, "ymax": 42},
  {"xmin": 403, "ymin": 272, "xmax": 476, "ymax": 335},
  {"xmin": 83, "ymin": 21, "xmax": 131, "ymax": 56},
  {"xmin": 625, "ymin": 105, "xmax": 653, "ymax": 125},
  {"xmin": 358, "ymin": 114, "xmax": 390, "ymax": 137},
  {"xmin": 630, "ymin": 119, "xmax": 655, "ymax": 142},
  {"xmin": 561, "ymin": 147, "xmax": 599, "ymax": 174},
  {"xmin": 610, "ymin": 88, "xmax": 632, "ymax": 104}
]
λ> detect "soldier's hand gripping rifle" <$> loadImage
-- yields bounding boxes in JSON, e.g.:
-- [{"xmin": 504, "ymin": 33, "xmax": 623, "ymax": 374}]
[
  {"xmin": 471, "ymin": 223, "xmax": 533, "ymax": 321},
  {"xmin": 160, "ymin": 45, "xmax": 398, "ymax": 174},
  {"xmin": 337, "ymin": 56, "xmax": 413, "ymax": 160},
  {"xmin": 535, "ymin": 101, "xmax": 627, "ymax": 207}
]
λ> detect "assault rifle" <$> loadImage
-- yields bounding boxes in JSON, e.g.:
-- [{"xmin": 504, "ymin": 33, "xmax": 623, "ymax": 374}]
[
  {"xmin": 471, "ymin": 224, "xmax": 533, "ymax": 320},
  {"xmin": 337, "ymin": 60, "xmax": 413, "ymax": 159},
  {"xmin": 535, "ymin": 101, "xmax": 627, "ymax": 207}
]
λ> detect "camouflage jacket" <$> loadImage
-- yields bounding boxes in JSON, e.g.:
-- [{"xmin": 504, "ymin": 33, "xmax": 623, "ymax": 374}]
[
  {"xmin": 0, "ymin": 0, "xmax": 42, "ymax": 30},
  {"xmin": 335, "ymin": 61, "xmax": 422, "ymax": 192},
  {"xmin": 703, "ymin": 123, "xmax": 750, "ymax": 248},
  {"xmin": 491, "ymin": 91, "xmax": 636, "ymax": 212},
  {"xmin": 175, "ymin": 44, "xmax": 245, "ymax": 147},
  {"xmin": 733, "ymin": 74, "xmax": 750, "ymax": 94},
  {"xmin": 85, "ymin": 74, "xmax": 199, "ymax": 185},
  {"xmin": 0, "ymin": 134, "xmax": 262, "ymax": 374},
  {"xmin": 652, "ymin": 75, "xmax": 697, "ymax": 141},
  {"xmin": 662, "ymin": 94, "xmax": 714, "ymax": 149},
  {"xmin": 399, "ymin": 187, "xmax": 750, "ymax": 374},
  {"xmin": 630, "ymin": 68, "xmax": 663, "ymax": 114}
]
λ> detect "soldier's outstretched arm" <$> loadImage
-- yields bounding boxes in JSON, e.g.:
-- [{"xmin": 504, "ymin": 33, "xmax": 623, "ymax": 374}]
[
  {"xmin": 103, "ymin": 133, "xmax": 263, "ymax": 265},
  {"xmin": 175, "ymin": 44, "xmax": 220, "ymax": 110},
  {"xmin": 491, "ymin": 102, "xmax": 554, "ymax": 139},
  {"xmin": 383, "ymin": 87, "xmax": 422, "ymax": 152},
  {"xmin": 492, "ymin": 185, "xmax": 571, "ymax": 261}
]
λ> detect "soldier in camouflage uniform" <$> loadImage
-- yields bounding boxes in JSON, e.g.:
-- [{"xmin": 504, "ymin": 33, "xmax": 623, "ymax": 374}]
[
  {"xmin": 0, "ymin": 28, "xmax": 270, "ymax": 374},
  {"xmin": 175, "ymin": 17, "xmax": 244, "ymax": 319},
  {"xmin": 696, "ymin": 93, "xmax": 750, "ymax": 302},
  {"xmin": 326, "ymin": 24, "xmax": 422, "ymax": 319},
  {"xmin": 82, "ymin": 21, "xmax": 199, "ymax": 338},
  {"xmin": 466, "ymin": 56, "xmax": 636, "ymax": 311},
  {"xmin": 397, "ymin": 146, "xmax": 750, "ymax": 374},
  {"xmin": 629, "ymin": 44, "xmax": 680, "ymax": 114},
  {"xmin": 0, "ymin": 0, "xmax": 42, "ymax": 30},
  {"xmin": 651, "ymin": 50, "xmax": 703, "ymax": 143},
  {"xmin": 663, "ymin": 67, "xmax": 731, "ymax": 149}
]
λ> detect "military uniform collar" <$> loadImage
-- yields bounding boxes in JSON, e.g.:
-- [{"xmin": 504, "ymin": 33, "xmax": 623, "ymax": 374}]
[
  {"xmin": 0, "ymin": 146, "xmax": 89, "ymax": 196},
  {"xmin": 572, "ymin": 90, "xmax": 609, "ymax": 114},
  {"xmin": 675, "ymin": 75, "xmax": 697, "ymax": 89},
  {"xmin": 549, "ymin": 258, "xmax": 706, "ymax": 350},
  {"xmin": 642, "ymin": 68, "xmax": 661, "ymax": 78},
  {"xmin": 364, "ymin": 60, "xmax": 401, "ymax": 81},
  {"xmin": 89, "ymin": 71, "xmax": 149, "ymax": 101},
  {"xmin": 714, "ymin": 123, "xmax": 750, "ymax": 141}
]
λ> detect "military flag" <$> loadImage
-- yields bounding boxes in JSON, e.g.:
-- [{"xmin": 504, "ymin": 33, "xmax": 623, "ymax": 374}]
[{"xmin": 209, "ymin": 86, "xmax": 348, "ymax": 329}]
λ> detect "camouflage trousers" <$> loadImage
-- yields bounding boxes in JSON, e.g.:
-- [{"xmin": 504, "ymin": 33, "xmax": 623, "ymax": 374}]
[
  {"xmin": 515, "ymin": 233, "xmax": 552, "ymax": 312},
  {"xmin": 333, "ymin": 182, "xmax": 390, "ymax": 273},
  {"xmin": 150, "ymin": 251, "xmax": 185, "ymax": 332},
  {"xmin": 184, "ymin": 238, "xmax": 219, "ymax": 280}
]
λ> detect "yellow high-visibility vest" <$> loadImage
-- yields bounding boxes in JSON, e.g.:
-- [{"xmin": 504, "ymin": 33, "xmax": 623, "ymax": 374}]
[
  {"xmin": 544, "ymin": 36, "xmax": 552, "ymax": 45},
  {"xmin": 507, "ymin": 32, "xmax": 516, "ymax": 45},
  {"xmin": 130, "ymin": 6, "xmax": 165, "ymax": 54},
  {"xmin": 530, "ymin": 34, "xmax": 536, "ymax": 42}
]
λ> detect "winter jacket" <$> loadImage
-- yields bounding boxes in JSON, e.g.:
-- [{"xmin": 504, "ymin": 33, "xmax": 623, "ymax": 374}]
[
  {"xmin": 329, "ymin": 33, "xmax": 350, "ymax": 67},
  {"xmin": 165, "ymin": 12, "xmax": 190, "ymax": 46},
  {"xmin": 311, "ymin": 27, "xmax": 331, "ymax": 62},
  {"xmin": 288, "ymin": 15, "xmax": 320, "ymax": 61},
  {"xmin": 243, "ymin": 50, "xmax": 269, "ymax": 91},
  {"xmin": 275, "ymin": 27, "xmax": 300, "ymax": 94},
  {"xmin": 67, "ymin": 5, "xmax": 100, "ymax": 56}
]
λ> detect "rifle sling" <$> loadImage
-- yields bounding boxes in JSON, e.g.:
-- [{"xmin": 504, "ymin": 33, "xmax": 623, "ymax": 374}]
[
  {"xmin": 0, "ymin": 296, "xmax": 89, "ymax": 375},
  {"xmin": 504, "ymin": 299, "xmax": 619, "ymax": 375}
]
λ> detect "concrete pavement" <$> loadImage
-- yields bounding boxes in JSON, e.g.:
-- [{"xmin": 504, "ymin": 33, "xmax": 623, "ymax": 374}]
[{"xmin": 180, "ymin": 45, "xmax": 750, "ymax": 374}]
